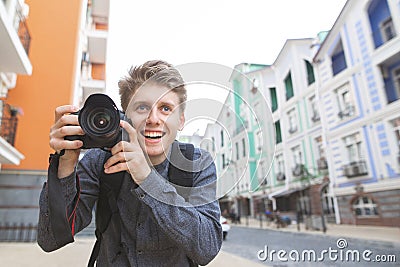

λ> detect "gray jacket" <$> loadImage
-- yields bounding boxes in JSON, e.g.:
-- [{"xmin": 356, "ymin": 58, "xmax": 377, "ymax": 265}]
[{"xmin": 37, "ymin": 144, "xmax": 222, "ymax": 266}]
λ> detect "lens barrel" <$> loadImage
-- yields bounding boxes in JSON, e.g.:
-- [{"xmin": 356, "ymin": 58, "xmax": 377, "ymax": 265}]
[{"xmin": 79, "ymin": 94, "xmax": 123, "ymax": 148}]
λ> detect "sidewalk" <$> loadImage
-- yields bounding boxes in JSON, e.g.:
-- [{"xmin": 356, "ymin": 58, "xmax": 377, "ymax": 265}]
[
  {"xmin": 0, "ymin": 237, "xmax": 265, "ymax": 267},
  {"xmin": 233, "ymin": 216, "xmax": 400, "ymax": 244}
]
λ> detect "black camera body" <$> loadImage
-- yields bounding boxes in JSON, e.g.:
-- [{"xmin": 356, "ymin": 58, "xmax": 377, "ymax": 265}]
[{"xmin": 65, "ymin": 94, "xmax": 128, "ymax": 149}]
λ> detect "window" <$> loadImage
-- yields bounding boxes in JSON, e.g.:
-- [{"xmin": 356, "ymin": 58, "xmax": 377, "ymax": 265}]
[
  {"xmin": 284, "ymin": 72, "xmax": 294, "ymax": 100},
  {"xmin": 211, "ymin": 137, "xmax": 215, "ymax": 152},
  {"xmin": 292, "ymin": 145, "xmax": 302, "ymax": 165},
  {"xmin": 242, "ymin": 138, "xmax": 246, "ymax": 157},
  {"xmin": 380, "ymin": 17, "xmax": 396, "ymax": 42},
  {"xmin": 255, "ymin": 129, "xmax": 262, "ymax": 152},
  {"xmin": 251, "ymin": 78, "xmax": 259, "ymax": 94},
  {"xmin": 331, "ymin": 39, "xmax": 347, "ymax": 76},
  {"xmin": 336, "ymin": 84, "xmax": 355, "ymax": 119},
  {"xmin": 275, "ymin": 154, "xmax": 285, "ymax": 181},
  {"xmin": 342, "ymin": 132, "xmax": 368, "ymax": 177},
  {"xmin": 274, "ymin": 120, "xmax": 282, "ymax": 144},
  {"xmin": 315, "ymin": 136, "xmax": 328, "ymax": 170},
  {"xmin": 258, "ymin": 160, "xmax": 268, "ymax": 185},
  {"xmin": 368, "ymin": 0, "xmax": 396, "ymax": 48},
  {"xmin": 309, "ymin": 95, "xmax": 320, "ymax": 123},
  {"xmin": 353, "ymin": 196, "xmax": 378, "ymax": 217},
  {"xmin": 291, "ymin": 145, "xmax": 304, "ymax": 177},
  {"xmin": 222, "ymin": 154, "xmax": 226, "ymax": 169},
  {"xmin": 391, "ymin": 118, "xmax": 400, "ymax": 167},
  {"xmin": 269, "ymin": 87, "xmax": 278, "ymax": 112},
  {"xmin": 393, "ymin": 67, "xmax": 400, "ymax": 99},
  {"xmin": 382, "ymin": 65, "xmax": 400, "ymax": 104},
  {"xmin": 220, "ymin": 130, "xmax": 224, "ymax": 147},
  {"xmin": 235, "ymin": 142, "xmax": 239, "ymax": 160},
  {"xmin": 322, "ymin": 187, "xmax": 335, "ymax": 215},
  {"xmin": 288, "ymin": 108, "xmax": 298, "ymax": 134},
  {"xmin": 344, "ymin": 133, "xmax": 363, "ymax": 163},
  {"xmin": 305, "ymin": 60, "xmax": 315, "ymax": 85}
]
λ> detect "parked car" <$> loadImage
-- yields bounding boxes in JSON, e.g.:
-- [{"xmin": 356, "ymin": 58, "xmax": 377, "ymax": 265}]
[{"xmin": 220, "ymin": 216, "xmax": 230, "ymax": 240}]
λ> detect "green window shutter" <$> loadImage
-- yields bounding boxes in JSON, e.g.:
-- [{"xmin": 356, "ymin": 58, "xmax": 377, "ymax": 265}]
[
  {"xmin": 285, "ymin": 72, "xmax": 294, "ymax": 100},
  {"xmin": 305, "ymin": 60, "xmax": 315, "ymax": 85},
  {"xmin": 269, "ymin": 87, "xmax": 278, "ymax": 112},
  {"xmin": 275, "ymin": 120, "xmax": 282, "ymax": 144}
]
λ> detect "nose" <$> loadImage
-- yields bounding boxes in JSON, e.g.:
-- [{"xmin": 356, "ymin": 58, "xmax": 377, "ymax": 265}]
[{"xmin": 146, "ymin": 107, "xmax": 160, "ymax": 124}]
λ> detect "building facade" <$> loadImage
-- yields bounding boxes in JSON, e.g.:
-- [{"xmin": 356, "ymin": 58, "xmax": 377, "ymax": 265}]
[
  {"xmin": 205, "ymin": 0, "xmax": 399, "ymax": 227},
  {"xmin": 0, "ymin": 0, "xmax": 110, "ymax": 240},
  {"xmin": 0, "ymin": 0, "xmax": 31, "ymax": 168},
  {"xmin": 314, "ymin": 0, "xmax": 400, "ymax": 227}
]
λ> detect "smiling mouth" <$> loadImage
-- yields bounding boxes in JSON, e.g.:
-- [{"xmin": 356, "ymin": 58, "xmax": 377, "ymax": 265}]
[{"xmin": 141, "ymin": 130, "xmax": 166, "ymax": 139}]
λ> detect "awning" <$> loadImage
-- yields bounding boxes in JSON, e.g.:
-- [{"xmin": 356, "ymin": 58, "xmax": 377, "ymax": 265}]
[{"xmin": 268, "ymin": 187, "xmax": 305, "ymax": 198}]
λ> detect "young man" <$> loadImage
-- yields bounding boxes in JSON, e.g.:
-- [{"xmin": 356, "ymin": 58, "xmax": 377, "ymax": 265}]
[{"xmin": 38, "ymin": 60, "xmax": 222, "ymax": 266}]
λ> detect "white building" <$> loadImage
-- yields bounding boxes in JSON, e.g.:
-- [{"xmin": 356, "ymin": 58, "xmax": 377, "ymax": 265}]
[{"xmin": 314, "ymin": 0, "xmax": 400, "ymax": 226}]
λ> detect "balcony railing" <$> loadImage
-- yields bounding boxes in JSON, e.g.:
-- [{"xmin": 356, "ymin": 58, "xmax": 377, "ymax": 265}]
[
  {"xmin": 276, "ymin": 172, "xmax": 285, "ymax": 181},
  {"xmin": 343, "ymin": 161, "xmax": 368, "ymax": 178},
  {"xmin": 317, "ymin": 158, "xmax": 328, "ymax": 171},
  {"xmin": 292, "ymin": 164, "xmax": 305, "ymax": 177},
  {"xmin": 0, "ymin": 102, "xmax": 19, "ymax": 146},
  {"xmin": 0, "ymin": 116, "xmax": 18, "ymax": 146},
  {"xmin": 18, "ymin": 20, "xmax": 31, "ymax": 55},
  {"xmin": 311, "ymin": 113, "xmax": 320, "ymax": 123},
  {"xmin": 338, "ymin": 105, "xmax": 354, "ymax": 119}
]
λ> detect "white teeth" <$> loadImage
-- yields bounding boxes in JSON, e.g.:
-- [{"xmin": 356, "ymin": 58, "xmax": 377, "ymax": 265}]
[{"xmin": 145, "ymin": 131, "xmax": 163, "ymax": 138}]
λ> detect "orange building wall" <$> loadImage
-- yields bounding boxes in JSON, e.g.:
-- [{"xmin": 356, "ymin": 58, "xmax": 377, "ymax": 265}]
[
  {"xmin": 4, "ymin": 0, "xmax": 83, "ymax": 170},
  {"xmin": 92, "ymin": 64, "xmax": 105, "ymax": 80}
]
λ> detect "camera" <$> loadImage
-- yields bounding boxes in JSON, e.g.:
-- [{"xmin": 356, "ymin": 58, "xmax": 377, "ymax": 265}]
[{"xmin": 65, "ymin": 93, "xmax": 128, "ymax": 149}]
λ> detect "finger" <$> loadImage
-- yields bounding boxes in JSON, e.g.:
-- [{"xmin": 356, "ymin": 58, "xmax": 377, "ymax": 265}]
[
  {"xmin": 110, "ymin": 140, "xmax": 134, "ymax": 156},
  {"xmin": 54, "ymin": 114, "xmax": 80, "ymax": 129},
  {"xmin": 104, "ymin": 162, "xmax": 127, "ymax": 174},
  {"xmin": 104, "ymin": 151, "xmax": 128, "ymax": 169},
  {"xmin": 50, "ymin": 139, "xmax": 83, "ymax": 151},
  {"xmin": 55, "ymin": 105, "xmax": 79, "ymax": 122},
  {"xmin": 52, "ymin": 125, "xmax": 84, "ymax": 139},
  {"xmin": 120, "ymin": 120, "xmax": 137, "ymax": 144}
]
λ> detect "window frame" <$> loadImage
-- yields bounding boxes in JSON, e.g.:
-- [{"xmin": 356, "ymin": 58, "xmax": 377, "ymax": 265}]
[
  {"xmin": 380, "ymin": 17, "xmax": 396, "ymax": 43},
  {"xmin": 352, "ymin": 196, "xmax": 379, "ymax": 217}
]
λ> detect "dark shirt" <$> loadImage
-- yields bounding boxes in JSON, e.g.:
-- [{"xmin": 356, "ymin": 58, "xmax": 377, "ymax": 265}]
[{"xmin": 37, "ymin": 144, "xmax": 222, "ymax": 266}]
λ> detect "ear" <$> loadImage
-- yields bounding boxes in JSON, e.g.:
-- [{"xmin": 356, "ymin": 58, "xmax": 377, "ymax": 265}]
[{"xmin": 179, "ymin": 112, "xmax": 185, "ymax": 131}]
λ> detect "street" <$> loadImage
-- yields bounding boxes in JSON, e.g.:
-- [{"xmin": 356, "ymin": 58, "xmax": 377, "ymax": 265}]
[{"xmin": 221, "ymin": 226, "xmax": 400, "ymax": 266}]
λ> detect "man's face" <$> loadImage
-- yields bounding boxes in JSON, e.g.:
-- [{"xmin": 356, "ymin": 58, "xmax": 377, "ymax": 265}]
[{"xmin": 126, "ymin": 82, "xmax": 185, "ymax": 165}]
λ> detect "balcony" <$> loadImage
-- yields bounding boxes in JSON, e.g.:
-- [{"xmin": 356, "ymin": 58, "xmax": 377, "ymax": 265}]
[
  {"xmin": 317, "ymin": 158, "xmax": 328, "ymax": 171},
  {"xmin": 91, "ymin": 0, "xmax": 109, "ymax": 24},
  {"xmin": 311, "ymin": 113, "xmax": 320, "ymax": 123},
  {"xmin": 0, "ymin": 103, "xmax": 24, "ymax": 164},
  {"xmin": 0, "ymin": 1, "xmax": 32, "ymax": 74},
  {"xmin": 288, "ymin": 125, "xmax": 298, "ymax": 134},
  {"xmin": 343, "ymin": 161, "xmax": 368, "ymax": 178},
  {"xmin": 276, "ymin": 172, "xmax": 285, "ymax": 181},
  {"xmin": 337, "ymin": 105, "xmax": 355, "ymax": 119},
  {"xmin": 87, "ymin": 29, "xmax": 107, "ymax": 64},
  {"xmin": 292, "ymin": 164, "xmax": 305, "ymax": 177}
]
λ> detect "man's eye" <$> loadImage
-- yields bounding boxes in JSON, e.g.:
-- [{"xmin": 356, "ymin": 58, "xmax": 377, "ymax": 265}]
[
  {"xmin": 161, "ymin": 106, "xmax": 172, "ymax": 112},
  {"xmin": 136, "ymin": 105, "xmax": 149, "ymax": 112}
]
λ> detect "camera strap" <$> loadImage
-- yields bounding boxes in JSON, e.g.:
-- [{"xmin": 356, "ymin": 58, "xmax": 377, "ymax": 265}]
[{"xmin": 88, "ymin": 141, "xmax": 195, "ymax": 267}]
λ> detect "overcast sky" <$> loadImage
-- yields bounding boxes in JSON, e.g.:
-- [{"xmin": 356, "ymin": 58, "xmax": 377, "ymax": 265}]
[{"xmin": 106, "ymin": 0, "xmax": 348, "ymax": 135}]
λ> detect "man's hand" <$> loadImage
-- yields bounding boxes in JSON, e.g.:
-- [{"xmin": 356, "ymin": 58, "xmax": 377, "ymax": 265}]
[
  {"xmin": 49, "ymin": 105, "xmax": 84, "ymax": 178},
  {"xmin": 104, "ymin": 120, "xmax": 151, "ymax": 184}
]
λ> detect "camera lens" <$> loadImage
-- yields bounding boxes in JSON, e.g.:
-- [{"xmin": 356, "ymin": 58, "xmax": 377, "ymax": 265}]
[
  {"xmin": 91, "ymin": 111, "xmax": 111, "ymax": 131},
  {"xmin": 85, "ymin": 108, "xmax": 116, "ymax": 135},
  {"xmin": 77, "ymin": 94, "xmax": 124, "ymax": 148}
]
